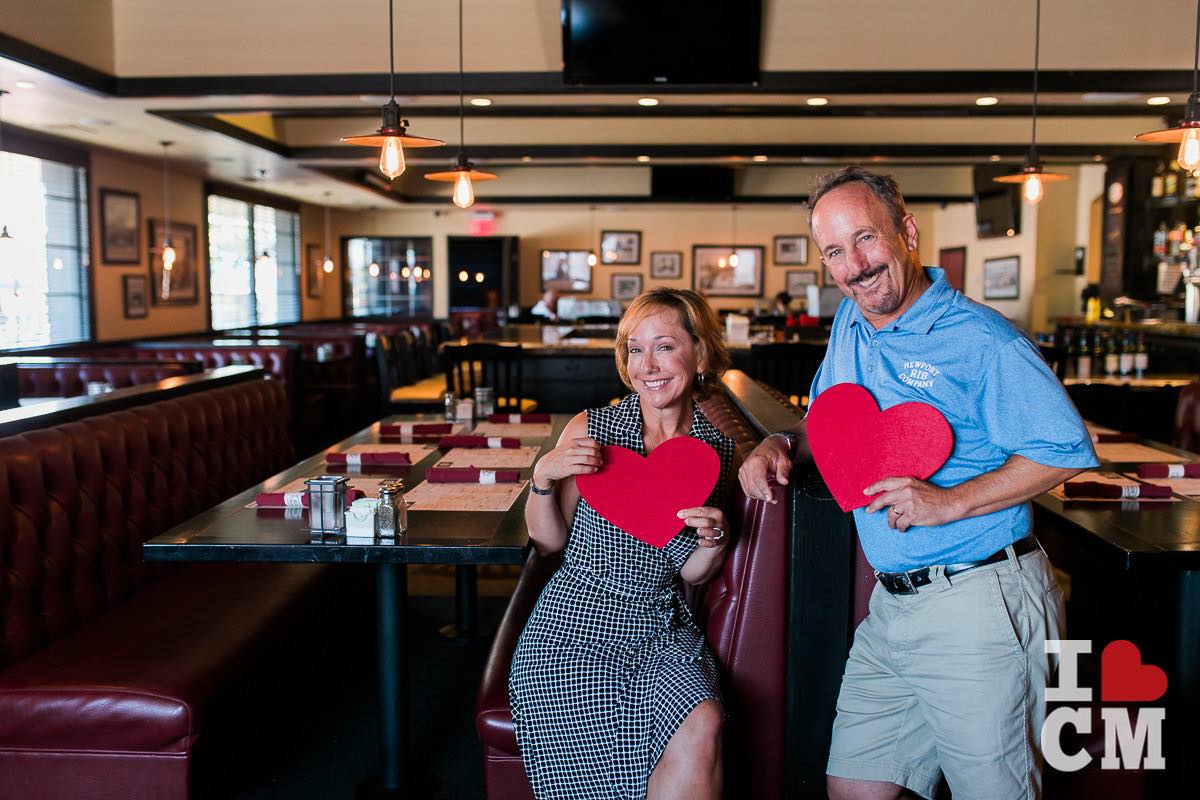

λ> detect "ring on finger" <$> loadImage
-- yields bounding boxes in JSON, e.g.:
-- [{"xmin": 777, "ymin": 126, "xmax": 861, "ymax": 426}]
[{"xmin": 709, "ymin": 527, "xmax": 725, "ymax": 541}]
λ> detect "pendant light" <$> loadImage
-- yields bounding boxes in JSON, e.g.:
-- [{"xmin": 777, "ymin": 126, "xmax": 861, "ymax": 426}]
[
  {"xmin": 0, "ymin": 89, "xmax": 11, "ymax": 241},
  {"xmin": 342, "ymin": 0, "xmax": 444, "ymax": 178},
  {"xmin": 322, "ymin": 192, "xmax": 335, "ymax": 274},
  {"xmin": 1136, "ymin": 0, "xmax": 1200, "ymax": 170},
  {"xmin": 728, "ymin": 205, "xmax": 740, "ymax": 268},
  {"xmin": 994, "ymin": 0, "xmax": 1069, "ymax": 205},
  {"xmin": 425, "ymin": 0, "xmax": 497, "ymax": 207},
  {"xmin": 159, "ymin": 142, "xmax": 177, "ymax": 277}
]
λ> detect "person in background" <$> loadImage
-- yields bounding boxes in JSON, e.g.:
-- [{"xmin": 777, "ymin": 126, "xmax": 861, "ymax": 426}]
[
  {"xmin": 739, "ymin": 166, "xmax": 1097, "ymax": 800},
  {"xmin": 772, "ymin": 290, "xmax": 792, "ymax": 317},
  {"xmin": 532, "ymin": 288, "xmax": 559, "ymax": 321},
  {"xmin": 511, "ymin": 288, "xmax": 735, "ymax": 800}
]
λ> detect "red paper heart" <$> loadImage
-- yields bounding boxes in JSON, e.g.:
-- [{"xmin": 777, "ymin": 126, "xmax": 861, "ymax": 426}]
[
  {"xmin": 576, "ymin": 436, "xmax": 720, "ymax": 548},
  {"xmin": 1101, "ymin": 640, "xmax": 1168, "ymax": 703},
  {"xmin": 806, "ymin": 383, "xmax": 954, "ymax": 512}
]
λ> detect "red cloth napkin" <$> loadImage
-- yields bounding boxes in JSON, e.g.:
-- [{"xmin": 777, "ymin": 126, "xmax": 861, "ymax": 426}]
[
  {"xmin": 426, "ymin": 467, "xmax": 521, "ymax": 483},
  {"xmin": 379, "ymin": 422, "xmax": 452, "ymax": 436},
  {"xmin": 486, "ymin": 413, "xmax": 550, "ymax": 423},
  {"xmin": 438, "ymin": 435, "xmax": 520, "ymax": 449},
  {"xmin": 255, "ymin": 488, "xmax": 366, "ymax": 507},
  {"xmin": 1092, "ymin": 432, "xmax": 1140, "ymax": 443},
  {"xmin": 1063, "ymin": 481, "xmax": 1172, "ymax": 500},
  {"xmin": 1136, "ymin": 463, "xmax": 1200, "ymax": 478},
  {"xmin": 325, "ymin": 451, "xmax": 413, "ymax": 466}
]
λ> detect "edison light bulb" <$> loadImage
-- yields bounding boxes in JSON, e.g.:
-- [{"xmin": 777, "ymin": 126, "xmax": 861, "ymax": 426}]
[
  {"xmin": 322, "ymin": 256, "xmax": 335, "ymax": 274},
  {"xmin": 728, "ymin": 251, "xmax": 740, "ymax": 268},
  {"xmin": 1179, "ymin": 129, "xmax": 1200, "ymax": 172},
  {"xmin": 379, "ymin": 137, "xmax": 405, "ymax": 179},
  {"xmin": 587, "ymin": 252, "xmax": 597, "ymax": 267},
  {"xmin": 475, "ymin": 272, "xmax": 485, "ymax": 283},
  {"xmin": 718, "ymin": 256, "xmax": 727, "ymax": 268},
  {"xmin": 368, "ymin": 262, "xmax": 381, "ymax": 277},
  {"xmin": 458, "ymin": 270, "xmax": 469, "ymax": 282},
  {"xmin": 401, "ymin": 266, "xmax": 411, "ymax": 278},
  {"xmin": 1023, "ymin": 173, "xmax": 1044, "ymax": 205},
  {"xmin": 452, "ymin": 172, "xmax": 475, "ymax": 209},
  {"xmin": 162, "ymin": 244, "xmax": 176, "ymax": 271}
]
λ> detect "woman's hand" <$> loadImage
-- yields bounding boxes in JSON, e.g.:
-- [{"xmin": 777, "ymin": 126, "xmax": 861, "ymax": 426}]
[
  {"xmin": 533, "ymin": 436, "xmax": 603, "ymax": 485},
  {"xmin": 677, "ymin": 505, "xmax": 729, "ymax": 549}
]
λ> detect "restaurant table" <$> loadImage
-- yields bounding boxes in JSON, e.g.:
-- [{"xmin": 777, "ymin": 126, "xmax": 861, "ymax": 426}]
[
  {"xmin": 1034, "ymin": 436, "xmax": 1200, "ymax": 793},
  {"xmin": 1062, "ymin": 373, "xmax": 1196, "ymax": 443},
  {"xmin": 143, "ymin": 413, "xmax": 566, "ymax": 798}
]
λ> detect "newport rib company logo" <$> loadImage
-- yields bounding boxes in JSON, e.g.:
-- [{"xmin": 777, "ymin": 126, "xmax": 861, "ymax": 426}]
[{"xmin": 1042, "ymin": 639, "xmax": 1168, "ymax": 772}]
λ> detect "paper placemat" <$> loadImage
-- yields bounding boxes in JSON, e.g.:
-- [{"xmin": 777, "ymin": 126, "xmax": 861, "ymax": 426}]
[
  {"xmin": 404, "ymin": 479, "xmax": 528, "ymax": 512},
  {"xmin": 435, "ymin": 446, "xmax": 540, "ymax": 468},
  {"xmin": 1050, "ymin": 470, "xmax": 1179, "ymax": 503},
  {"xmin": 471, "ymin": 422, "xmax": 554, "ymax": 439},
  {"xmin": 1094, "ymin": 442, "xmax": 1183, "ymax": 463},
  {"xmin": 1122, "ymin": 473, "xmax": 1200, "ymax": 497},
  {"xmin": 379, "ymin": 422, "xmax": 468, "ymax": 441},
  {"xmin": 325, "ymin": 443, "xmax": 436, "ymax": 463}
]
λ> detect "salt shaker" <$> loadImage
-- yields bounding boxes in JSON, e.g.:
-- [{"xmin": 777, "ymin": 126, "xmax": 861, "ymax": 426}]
[
  {"xmin": 377, "ymin": 483, "xmax": 398, "ymax": 537},
  {"xmin": 443, "ymin": 391, "xmax": 457, "ymax": 422}
]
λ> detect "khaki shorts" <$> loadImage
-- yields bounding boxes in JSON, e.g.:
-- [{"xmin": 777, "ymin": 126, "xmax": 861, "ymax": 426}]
[{"xmin": 826, "ymin": 547, "xmax": 1065, "ymax": 800}]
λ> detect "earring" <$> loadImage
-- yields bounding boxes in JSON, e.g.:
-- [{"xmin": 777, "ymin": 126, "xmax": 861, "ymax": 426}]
[{"xmin": 696, "ymin": 372, "xmax": 706, "ymax": 386}]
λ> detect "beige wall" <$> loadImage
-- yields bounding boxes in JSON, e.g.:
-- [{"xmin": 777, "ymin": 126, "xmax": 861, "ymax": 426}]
[
  {"xmin": 0, "ymin": 0, "xmax": 115, "ymax": 73},
  {"xmin": 299, "ymin": 203, "xmax": 343, "ymax": 321},
  {"xmin": 328, "ymin": 202, "xmax": 938, "ymax": 317},
  {"xmin": 90, "ymin": 148, "xmax": 208, "ymax": 341}
]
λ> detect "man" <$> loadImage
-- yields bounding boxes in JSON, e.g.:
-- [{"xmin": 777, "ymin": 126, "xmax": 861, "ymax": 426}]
[
  {"xmin": 738, "ymin": 166, "xmax": 1097, "ymax": 799},
  {"xmin": 532, "ymin": 288, "xmax": 559, "ymax": 321}
]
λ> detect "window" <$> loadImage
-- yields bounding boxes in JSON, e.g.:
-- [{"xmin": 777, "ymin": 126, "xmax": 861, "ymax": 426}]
[
  {"xmin": 0, "ymin": 151, "xmax": 90, "ymax": 348},
  {"xmin": 346, "ymin": 237, "xmax": 433, "ymax": 318},
  {"xmin": 207, "ymin": 194, "xmax": 300, "ymax": 330}
]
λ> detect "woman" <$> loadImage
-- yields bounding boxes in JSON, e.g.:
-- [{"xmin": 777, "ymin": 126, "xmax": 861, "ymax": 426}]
[{"xmin": 510, "ymin": 287, "xmax": 735, "ymax": 800}]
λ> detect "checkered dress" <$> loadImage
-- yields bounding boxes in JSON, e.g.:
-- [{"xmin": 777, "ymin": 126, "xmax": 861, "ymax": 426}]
[{"xmin": 509, "ymin": 393, "xmax": 734, "ymax": 799}]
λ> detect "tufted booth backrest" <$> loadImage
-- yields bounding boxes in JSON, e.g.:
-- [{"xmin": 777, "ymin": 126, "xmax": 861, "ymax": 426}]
[
  {"xmin": 0, "ymin": 378, "xmax": 292, "ymax": 670},
  {"xmin": 18, "ymin": 362, "xmax": 196, "ymax": 398}
]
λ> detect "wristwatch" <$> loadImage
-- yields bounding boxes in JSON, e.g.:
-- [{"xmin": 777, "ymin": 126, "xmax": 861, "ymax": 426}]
[
  {"xmin": 769, "ymin": 431, "xmax": 797, "ymax": 458},
  {"xmin": 529, "ymin": 475, "xmax": 556, "ymax": 495}
]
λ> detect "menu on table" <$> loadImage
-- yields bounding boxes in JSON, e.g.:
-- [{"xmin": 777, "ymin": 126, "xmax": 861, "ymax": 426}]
[
  {"xmin": 435, "ymin": 446, "xmax": 540, "ymax": 469},
  {"xmin": 1050, "ymin": 470, "xmax": 1179, "ymax": 503},
  {"xmin": 1122, "ymin": 473, "xmax": 1200, "ymax": 497},
  {"xmin": 325, "ymin": 443, "xmax": 437, "ymax": 465},
  {"xmin": 471, "ymin": 421, "xmax": 554, "ymax": 439},
  {"xmin": 404, "ymin": 480, "xmax": 529, "ymax": 512},
  {"xmin": 380, "ymin": 422, "xmax": 469, "ymax": 441},
  {"xmin": 1094, "ymin": 442, "xmax": 1184, "ymax": 463}
]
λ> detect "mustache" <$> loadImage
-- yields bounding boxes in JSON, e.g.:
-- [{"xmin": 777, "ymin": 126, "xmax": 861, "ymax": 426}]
[{"xmin": 849, "ymin": 263, "xmax": 888, "ymax": 286}]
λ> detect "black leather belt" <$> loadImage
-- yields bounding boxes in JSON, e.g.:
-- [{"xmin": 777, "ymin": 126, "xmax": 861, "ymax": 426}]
[{"xmin": 875, "ymin": 535, "xmax": 1039, "ymax": 595}]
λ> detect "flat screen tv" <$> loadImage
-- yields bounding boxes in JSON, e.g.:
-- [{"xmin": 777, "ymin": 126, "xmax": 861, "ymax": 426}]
[
  {"xmin": 562, "ymin": 0, "xmax": 762, "ymax": 85},
  {"xmin": 973, "ymin": 165, "xmax": 1022, "ymax": 239}
]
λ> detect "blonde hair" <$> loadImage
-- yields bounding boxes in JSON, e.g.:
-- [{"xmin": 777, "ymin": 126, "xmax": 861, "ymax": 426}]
[{"xmin": 614, "ymin": 288, "xmax": 730, "ymax": 401}]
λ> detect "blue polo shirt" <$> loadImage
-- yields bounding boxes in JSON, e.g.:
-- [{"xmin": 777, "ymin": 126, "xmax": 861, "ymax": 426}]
[{"xmin": 810, "ymin": 268, "xmax": 1098, "ymax": 572}]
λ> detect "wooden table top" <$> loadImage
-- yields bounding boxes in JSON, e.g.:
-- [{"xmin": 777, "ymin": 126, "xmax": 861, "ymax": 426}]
[{"xmin": 142, "ymin": 414, "xmax": 567, "ymax": 565}]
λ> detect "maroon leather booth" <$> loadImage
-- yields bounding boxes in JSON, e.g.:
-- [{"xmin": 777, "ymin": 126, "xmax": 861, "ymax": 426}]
[
  {"xmin": 474, "ymin": 391, "xmax": 787, "ymax": 799},
  {"xmin": 18, "ymin": 361, "xmax": 196, "ymax": 398},
  {"xmin": 0, "ymin": 376, "xmax": 348, "ymax": 799}
]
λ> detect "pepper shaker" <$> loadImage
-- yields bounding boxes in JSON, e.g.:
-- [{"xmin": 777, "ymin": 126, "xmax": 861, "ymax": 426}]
[{"xmin": 377, "ymin": 482, "xmax": 399, "ymax": 537}]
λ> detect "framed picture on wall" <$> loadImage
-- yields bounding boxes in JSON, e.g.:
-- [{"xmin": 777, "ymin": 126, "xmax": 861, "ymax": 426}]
[
  {"xmin": 822, "ymin": 263, "xmax": 837, "ymax": 287},
  {"xmin": 773, "ymin": 234, "xmax": 808, "ymax": 265},
  {"xmin": 983, "ymin": 255, "xmax": 1020, "ymax": 300},
  {"xmin": 599, "ymin": 230, "xmax": 641, "ymax": 264},
  {"xmin": 785, "ymin": 270, "xmax": 818, "ymax": 297},
  {"xmin": 306, "ymin": 243, "xmax": 324, "ymax": 298},
  {"xmin": 649, "ymin": 251, "xmax": 683, "ymax": 279},
  {"xmin": 147, "ymin": 219, "xmax": 198, "ymax": 305},
  {"xmin": 541, "ymin": 249, "xmax": 593, "ymax": 293},
  {"xmin": 938, "ymin": 245, "xmax": 967, "ymax": 291},
  {"xmin": 611, "ymin": 273, "xmax": 643, "ymax": 301},
  {"xmin": 122, "ymin": 274, "xmax": 149, "ymax": 318},
  {"xmin": 100, "ymin": 189, "xmax": 141, "ymax": 264},
  {"xmin": 691, "ymin": 245, "xmax": 763, "ymax": 297}
]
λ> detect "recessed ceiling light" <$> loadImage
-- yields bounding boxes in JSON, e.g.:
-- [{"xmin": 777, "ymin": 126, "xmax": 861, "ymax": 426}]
[
  {"xmin": 521, "ymin": 156, "xmax": 533, "ymax": 162},
  {"xmin": 989, "ymin": 154, "xmax": 1002, "ymax": 162},
  {"xmin": 1082, "ymin": 92, "xmax": 1139, "ymax": 102},
  {"xmin": 975, "ymin": 96, "xmax": 999, "ymax": 106},
  {"xmin": 636, "ymin": 155, "xmax": 651, "ymax": 163},
  {"xmin": 1094, "ymin": 154, "xmax": 1105, "ymax": 162},
  {"xmin": 806, "ymin": 97, "xmax": 828, "ymax": 107},
  {"xmin": 637, "ymin": 97, "xmax": 660, "ymax": 107},
  {"xmin": 15, "ymin": 80, "xmax": 36, "ymax": 90},
  {"xmin": 752, "ymin": 155, "xmax": 769, "ymax": 162},
  {"xmin": 1147, "ymin": 96, "xmax": 1171, "ymax": 106},
  {"xmin": 470, "ymin": 98, "xmax": 492, "ymax": 107}
]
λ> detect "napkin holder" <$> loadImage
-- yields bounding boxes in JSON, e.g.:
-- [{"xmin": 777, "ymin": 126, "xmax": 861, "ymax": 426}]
[{"xmin": 305, "ymin": 475, "xmax": 351, "ymax": 533}]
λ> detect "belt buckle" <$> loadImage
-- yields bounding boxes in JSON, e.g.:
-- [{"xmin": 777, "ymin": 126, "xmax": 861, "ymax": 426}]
[{"xmin": 878, "ymin": 567, "xmax": 932, "ymax": 595}]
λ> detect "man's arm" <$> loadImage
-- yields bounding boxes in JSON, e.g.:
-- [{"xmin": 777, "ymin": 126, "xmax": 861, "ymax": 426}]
[
  {"xmin": 737, "ymin": 418, "xmax": 810, "ymax": 504},
  {"xmin": 864, "ymin": 454, "xmax": 1083, "ymax": 532}
]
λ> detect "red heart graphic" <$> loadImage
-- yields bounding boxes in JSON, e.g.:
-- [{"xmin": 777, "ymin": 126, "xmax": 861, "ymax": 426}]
[
  {"xmin": 1101, "ymin": 640, "xmax": 1168, "ymax": 703},
  {"xmin": 806, "ymin": 383, "xmax": 954, "ymax": 512},
  {"xmin": 576, "ymin": 436, "xmax": 720, "ymax": 548}
]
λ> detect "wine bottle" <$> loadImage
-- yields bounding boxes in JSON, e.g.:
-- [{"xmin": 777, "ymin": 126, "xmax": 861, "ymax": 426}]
[
  {"xmin": 1076, "ymin": 329, "xmax": 1092, "ymax": 380},
  {"xmin": 1134, "ymin": 332, "xmax": 1149, "ymax": 378},
  {"xmin": 1104, "ymin": 333, "xmax": 1118, "ymax": 376},
  {"xmin": 1118, "ymin": 333, "xmax": 1134, "ymax": 376}
]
